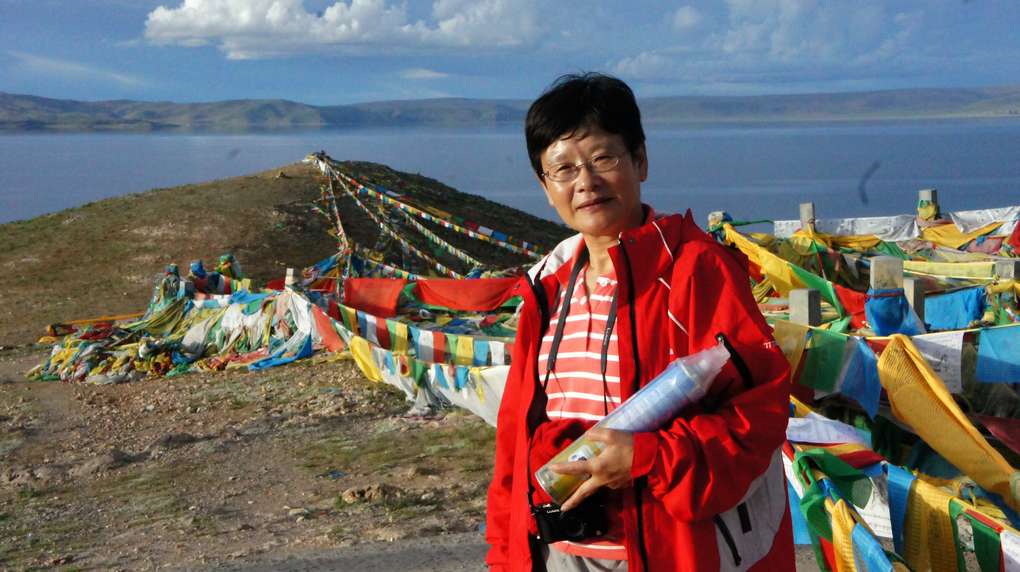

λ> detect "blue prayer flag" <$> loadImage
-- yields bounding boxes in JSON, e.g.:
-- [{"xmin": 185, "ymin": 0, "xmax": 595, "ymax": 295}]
[
  {"xmin": 886, "ymin": 465, "xmax": 915, "ymax": 554},
  {"xmin": 976, "ymin": 326, "xmax": 1020, "ymax": 383},
  {"xmin": 924, "ymin": 287, "xmax": 985, "ymax": 331},
  {"xmin": 864, "ymin": 288, "xmax": 925, "ymax": 336},
  {"xmin": 840, "ymin": 338, "xmax": 881, "ymax": 418},
  {"xmin": 455, "ymin": 366, "xmax": 469, "ymax": 390},
  {"xmin": 473, "ymin": 340, "xmax": 490, "ymax": 366}
]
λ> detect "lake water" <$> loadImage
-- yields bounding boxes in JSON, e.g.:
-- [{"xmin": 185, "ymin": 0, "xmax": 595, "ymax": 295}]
[{"xmin": 2, "ymin": 120, "xmax": 1019, "ymax": 228}]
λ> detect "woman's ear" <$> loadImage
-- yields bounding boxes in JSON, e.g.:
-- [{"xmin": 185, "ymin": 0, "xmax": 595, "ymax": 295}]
[{"xmin": 635, "ymin": 145, "xmax": 649, "ymax": 182}]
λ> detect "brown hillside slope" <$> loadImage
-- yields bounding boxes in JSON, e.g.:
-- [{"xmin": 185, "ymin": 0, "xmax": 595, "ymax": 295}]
[{"xmin": 0, "ymin": 161, "xmax": 569, "ymax": 346}]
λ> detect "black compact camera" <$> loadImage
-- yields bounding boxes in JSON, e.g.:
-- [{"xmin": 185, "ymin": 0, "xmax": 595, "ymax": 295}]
[{"xmin": 532, "ymin": 497, "xmax": 608, "ymax": 543}]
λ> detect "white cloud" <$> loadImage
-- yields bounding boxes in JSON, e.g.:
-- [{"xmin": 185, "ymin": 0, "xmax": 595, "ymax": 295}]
[
  {"xmin": 612, "ymin": 1, "xmax": 928, "ymax": 91},
  {"xmin": 144, "ymin": 0, "xmax": 542, "ymax": 59},
  {"xmin": 399, "ymin": 67, "xmax": 449, "ymax": 80},
  {"xmin": 7, "ymin": 50, "xmax": 146, "ymax": 87},
  {"xmin": 611, "ymin": 51, "xmax": 675, "ymax": 81},
  {"xmin": 672, "ymin": 6, "xmax": 702, "ymax": 31}
]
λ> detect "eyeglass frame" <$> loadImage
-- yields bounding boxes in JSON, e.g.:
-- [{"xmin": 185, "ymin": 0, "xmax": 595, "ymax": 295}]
[{"xmin": 539, "ymin": 151, "xmax": 630, "ymax": 183}]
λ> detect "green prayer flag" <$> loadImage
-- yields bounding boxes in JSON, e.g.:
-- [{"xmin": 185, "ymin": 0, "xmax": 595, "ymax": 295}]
[
  {"xmin": 801, "ymin": 329, "xmax": 848, "ymax": 391},
  {"xmin": 965, "ymin": 511, "xmax": 1001, "ymax": 572},
  {"xmin": 873, "ymin": 241, "xmax": 910, "ymax": 260},
  {"xmin": 799, "ymin": 481, "xmax": 833, "ymax": 541},
  {"xmin": 789, "ymin": 263, "xmax": 844, "ymax": 316},
  {"xmin": 793, "ymin": 449, "xmax": 874, "ymax": 509},
  {"xmin": 410, "ymin": 358, "xmax": 427, "ymax": 385}
]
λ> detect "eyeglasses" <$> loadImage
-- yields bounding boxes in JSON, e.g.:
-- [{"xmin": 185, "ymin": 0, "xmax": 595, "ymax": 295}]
[{"xmin": 541, "ymin": 153, "xmax": 623, "ymax": 183}]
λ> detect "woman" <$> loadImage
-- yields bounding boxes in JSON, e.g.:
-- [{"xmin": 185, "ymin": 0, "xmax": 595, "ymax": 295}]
[{"xmin": 485, "ymin": 73, "xmax": 795, "ymax": 571}]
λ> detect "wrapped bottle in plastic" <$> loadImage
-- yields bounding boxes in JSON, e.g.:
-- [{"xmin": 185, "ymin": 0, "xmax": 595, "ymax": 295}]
[{"xmin": 535, "ymin": 341, "xmax": 731, "ymax": 505}]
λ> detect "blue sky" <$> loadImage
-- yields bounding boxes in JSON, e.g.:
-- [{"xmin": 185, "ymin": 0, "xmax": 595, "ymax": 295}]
[{"xmin": 2, "ymin": 0, "xmax": 1019, "ymax": 105}]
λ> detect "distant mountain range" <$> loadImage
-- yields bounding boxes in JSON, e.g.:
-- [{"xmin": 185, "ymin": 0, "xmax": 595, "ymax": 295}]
[{"xmin": 3, "ymin": 86, "xmax": 1020, "ymax": 132}]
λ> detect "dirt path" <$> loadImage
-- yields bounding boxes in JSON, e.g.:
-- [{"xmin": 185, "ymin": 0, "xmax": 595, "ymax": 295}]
[{"xmin": 1, "ymin": 346, "xmax": 495, "ymax": 570}]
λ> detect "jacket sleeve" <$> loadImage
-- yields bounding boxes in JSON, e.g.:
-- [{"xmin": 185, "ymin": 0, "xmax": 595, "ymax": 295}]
[
  {"xmin": 485, "ymin": 354, "xmax": 525, "ymax": 571},
  {"xmin": 629, "ymin": 243, "xmax": 791, "ymax": 521}
]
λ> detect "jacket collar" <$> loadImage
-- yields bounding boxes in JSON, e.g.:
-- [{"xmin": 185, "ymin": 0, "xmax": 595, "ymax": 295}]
[{"xmin": 528, "ymin": 205, "xmax": 710, "ymax": 291}]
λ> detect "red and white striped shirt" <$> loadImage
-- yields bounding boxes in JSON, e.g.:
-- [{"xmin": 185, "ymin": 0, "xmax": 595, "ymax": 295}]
[
  {"xmin": 537, "ymin": 262, "xmax": 626, "ymax": 560},
  {"xmin": 539, "ymin": 267, "xmax": 622, "ymax": 421}
]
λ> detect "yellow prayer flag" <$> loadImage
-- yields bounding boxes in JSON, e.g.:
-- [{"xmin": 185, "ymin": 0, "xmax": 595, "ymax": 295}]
[
  {"xmin": 772, "ymin": 320, "xmax": 809, "ymax": 383},
  {"xmin": 828, "ymin": 498, "xmax": 859, "ymax": 572},
  {"xmin": 920, "ymin": 221, "xmax": 1002, "ymax": 249},
  {"xmin": 392, "ymin": 321, "xmax": 409, "ymax": 355},
  {"xmin": 454, "ymin": 335, "xmax": 474, "ymax": 366},
  {"xmin": 903, "ymin": 260, "xmax": 996, "ymax": 279},
  {"xmin": 349, "ymin": 336, "xmax": 382, "ymax": 382},
  {"xmin": 878, "ymin": 334, "xmax": 1020, "ymax": 512},
  {"xmin": 902, "ymin": 478, "xmax": 958, "ymax": 572}
]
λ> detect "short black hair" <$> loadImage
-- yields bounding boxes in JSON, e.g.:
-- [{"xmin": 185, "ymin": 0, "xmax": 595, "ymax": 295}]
[{"xmin": 525, "ymin": 72, "xmax": 645, "ymax": 178}]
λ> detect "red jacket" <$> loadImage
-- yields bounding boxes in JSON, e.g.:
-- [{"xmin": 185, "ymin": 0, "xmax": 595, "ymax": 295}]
[{"xmin": 486, "ymin": 211, "xmax": 795, "ymax": 571}]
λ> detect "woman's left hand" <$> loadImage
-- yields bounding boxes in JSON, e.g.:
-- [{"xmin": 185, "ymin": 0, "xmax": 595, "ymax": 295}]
[{"xmin": 549, "ymin": 428, "xmax": 634, "ymax": 512}]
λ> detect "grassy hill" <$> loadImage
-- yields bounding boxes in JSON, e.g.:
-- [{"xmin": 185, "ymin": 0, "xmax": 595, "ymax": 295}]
[
  {"xmin": 0, "ymin": 161, "xmax": 570, "ymax": 346},
  {"xmin": 4, "ymin": 85, "xmax": 1020, "ymax": 131}
]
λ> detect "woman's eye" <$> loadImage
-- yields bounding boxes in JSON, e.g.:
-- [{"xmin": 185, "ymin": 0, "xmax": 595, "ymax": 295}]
[
  {"xmin": 553, "ymin": 165, "xmax": 575, "ymax": 175},
  {"xmin": 592, "ymin": 155, "xmax": 615, "ymax": 168}
]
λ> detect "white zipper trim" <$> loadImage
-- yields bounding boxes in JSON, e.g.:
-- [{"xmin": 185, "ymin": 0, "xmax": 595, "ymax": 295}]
[{"xmin": 652, "ymin": 220, "xmax": 673, "ymax": 261}]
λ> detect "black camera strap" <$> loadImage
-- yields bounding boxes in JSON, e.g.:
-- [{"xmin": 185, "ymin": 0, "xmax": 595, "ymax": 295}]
[{"xmin": 530, "ymin": 248, "xmax": 620, "ymax": 525}]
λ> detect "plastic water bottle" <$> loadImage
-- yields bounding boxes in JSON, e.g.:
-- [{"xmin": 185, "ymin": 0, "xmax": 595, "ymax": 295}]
[{"xmin": 535, "ymin": 341, "xmax": 731, "ymax": 505}]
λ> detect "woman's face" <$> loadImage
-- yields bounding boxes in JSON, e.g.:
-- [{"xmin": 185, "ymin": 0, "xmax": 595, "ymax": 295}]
[{"xmin": 538, "ymin": 125, "xmax": 647, "ymax": 238}]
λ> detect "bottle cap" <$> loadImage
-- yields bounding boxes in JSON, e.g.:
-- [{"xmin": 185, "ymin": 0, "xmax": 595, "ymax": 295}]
[{"xmin": 682, "ymin": 341, "xmax": 730, "ymax": 383}]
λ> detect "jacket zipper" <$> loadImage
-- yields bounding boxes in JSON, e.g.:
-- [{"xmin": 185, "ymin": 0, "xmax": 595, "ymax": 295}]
[
  {"xmin": 619, "ymin": 244, "xmax": 651, "ymax": 571},
  {"xmin": 714, "ymin": 515, "xmax": 743, "ymax": 567}
]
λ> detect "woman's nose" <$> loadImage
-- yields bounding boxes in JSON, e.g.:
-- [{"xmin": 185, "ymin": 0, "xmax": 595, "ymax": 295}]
[{"xmin": 573, "ymin": 162, "xmax": 603, "ymax": 191}]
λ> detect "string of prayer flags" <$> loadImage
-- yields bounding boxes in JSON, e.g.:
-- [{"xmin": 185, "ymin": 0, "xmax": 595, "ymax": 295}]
[
  {"xmin": 395, "ymin": 207, "xmax": 485, "ymax": 268},
  {"xmin": 340, "ymin": 179, "xmax": 464, "ymax": 278},
  {"xmin": 323, "ymin": 165, "xmax": 544, "ymax": 259},
  {"xmin": 976, "ymin": 325, "xmax": 1020, "ymax": 383}
]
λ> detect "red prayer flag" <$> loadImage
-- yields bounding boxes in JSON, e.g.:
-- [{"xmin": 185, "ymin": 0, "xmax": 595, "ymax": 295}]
[
  {"xmin": 343, "ymin": 278, "xmax": 408, "ymax": 317},
  {"xmin": 1008, "ymin": 221, "xmax": 1020, "ymax": 252},
  {"xmin": 311, "ymin": 306, "xmax": 345, "ymax": 352},
  {"xmin": 414, "ymin": 277, "xmax": 522, "ymax": 311},
  {"xmin": 833, "ymin": 284, "xmax": 868, "ymax": 330}
]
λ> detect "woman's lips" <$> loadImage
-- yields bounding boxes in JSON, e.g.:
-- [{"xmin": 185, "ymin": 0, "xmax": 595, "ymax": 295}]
[{"xmin": 576, "ymin": 196, "xmax": 614, "ymax": 210}]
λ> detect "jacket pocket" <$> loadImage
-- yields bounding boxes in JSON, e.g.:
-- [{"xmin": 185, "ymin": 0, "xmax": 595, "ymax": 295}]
[{"xmin": 713, "ymin": 450, "xmax": 787, "ymax": 572}]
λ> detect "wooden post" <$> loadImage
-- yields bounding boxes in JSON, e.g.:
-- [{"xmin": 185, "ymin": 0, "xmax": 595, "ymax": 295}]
[
  {"xmin": 790, "ymin": 289, "xmax": 822, "ymax": 327},
  {"xmin": 918, "ymin": 188, "xmax": 938, "ymax": 204},
  {"xmin": 870, "ymin": 256, "xmax": 904, "ymax": 290},
  {"xmin": 285, "ymin": 267, "xmax": 297, "ymax": 290},
  {"xmin": 799, "ymin": 202, "xmax": 816, "ymax": 233},
  {"xmin": 995, "ymin": 260, "xmax": 1020, "ymax": 280},
  {"xmin": 903, "ymin": 278, "xmax": 926, "ymax": 324}
]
